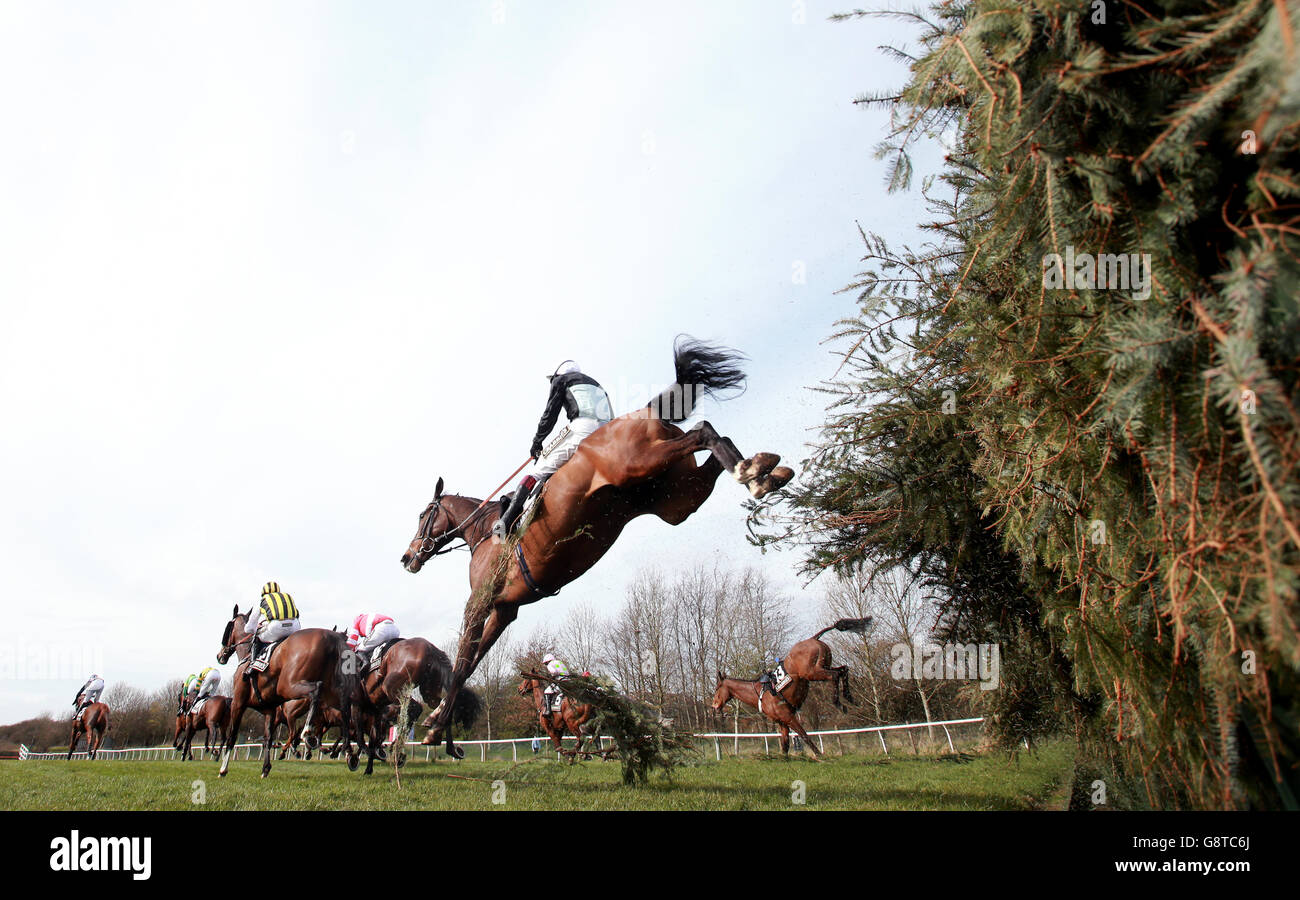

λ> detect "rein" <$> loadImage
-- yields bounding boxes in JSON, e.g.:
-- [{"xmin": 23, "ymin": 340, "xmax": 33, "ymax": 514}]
[{"xmin": 416, "ymin": 457, "xmax": 534, "ymax": 557}]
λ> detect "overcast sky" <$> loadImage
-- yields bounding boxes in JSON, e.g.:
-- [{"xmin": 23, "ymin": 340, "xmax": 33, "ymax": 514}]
[{"xmin": 0, "ymin": 1, "xmax": 938, "ymax": 723}]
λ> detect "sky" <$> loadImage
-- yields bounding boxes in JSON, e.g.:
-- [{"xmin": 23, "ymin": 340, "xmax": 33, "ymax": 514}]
[{"xmin": 0, "ymin": 0, "xmax": 940, "ymax": 722}]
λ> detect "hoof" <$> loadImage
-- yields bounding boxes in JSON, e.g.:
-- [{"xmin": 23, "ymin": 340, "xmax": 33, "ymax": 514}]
[
  {"xmin": 734, "ymin": 452, "xmax": 780, "ymax": 484},
  {"xmin": 347, "ymin": 753, "xmax": 360, "ymax": 772},
  {"xmin": 749, "ymin": 465, "xmax": 795, "ymax": 498},
  {"xmin": 448, "ymin": 744, "xmax": 465, "ymax": 760}
]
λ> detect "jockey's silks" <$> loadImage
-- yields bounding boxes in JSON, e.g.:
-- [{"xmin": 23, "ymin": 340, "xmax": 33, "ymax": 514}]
[{"xmin": 259, "ymin": 592, "xmax": 299, "ymax": 621}]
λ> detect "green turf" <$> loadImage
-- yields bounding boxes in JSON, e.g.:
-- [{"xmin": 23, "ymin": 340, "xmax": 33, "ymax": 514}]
[{"xmin": 0, "ymin": 741, "xmax": 1075, "ymax": 811}]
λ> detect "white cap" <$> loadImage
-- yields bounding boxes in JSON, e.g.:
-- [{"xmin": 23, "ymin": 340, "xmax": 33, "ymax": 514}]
[
  {"xmin": 542, "ymin": 653, "xmax": 556, "ymax": 663},
  {"xmin": 550, "ymin": 361, "xmax": 581, "ymax": 378}
]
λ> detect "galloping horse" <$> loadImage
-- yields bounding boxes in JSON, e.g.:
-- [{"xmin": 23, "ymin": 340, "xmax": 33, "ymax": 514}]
[
  {"xmin": 518, "ymin": 675, "xmax": 596, "ymax": 760},
  {"xmin": 67, "ymin": 703, "xmax": 110, "ymax": 759},
  {"xmin": 352, "ymin": 638, "xmax": 481, "ymax": 774},
  {"xmin": 781, "ymin": 618, "xmax": 872, "ymax": 710},
  {"xmin": 215, "ymin": 607, "xmax": 357, "ymax": 778},
  {"xmin": 174, "ymin": 695, "xmax": 231, "ymax": 761},
  {"xmin": 402, "ymin": 338, "xmax": 794, "ymax": 757},
  {"xmin": 711, "ymin": 671, "xmax": 821, "ymax": 758}
]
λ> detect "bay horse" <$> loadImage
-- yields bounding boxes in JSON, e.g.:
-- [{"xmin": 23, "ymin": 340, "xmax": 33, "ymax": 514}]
[
  {"xmin": 350, "ymin": 637, "xmax": 481, "ymax": 774},
  {"xmin": 215, "ymin": 606, "xmax": 357, "ymax": 778},
  {"xmin": 518, "ymin": 675, "xmax": 596, "ymax": 760},
  {"xmin": 711, "ymin": 671, "xmax": 821, "ymax": 758},
  {"xmin": 402, "ymin": 338, "xmax": 794, "ymax": 757},
  {"xmin": 175, "ymin": 695, "xmax": 231, "ymax": 761},
  {"xmin": 781, "ymin": 618, "xmax": 872, "ymax": 710},
  {"xmin": 67, "ymin": 702, "xmax": 110, "ymax": 759}
]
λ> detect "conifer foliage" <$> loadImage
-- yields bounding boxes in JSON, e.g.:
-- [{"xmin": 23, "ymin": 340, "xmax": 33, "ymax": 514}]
[{"xmin": 777, "ymin": 1, "xmax": 1299, "ymax": 807}]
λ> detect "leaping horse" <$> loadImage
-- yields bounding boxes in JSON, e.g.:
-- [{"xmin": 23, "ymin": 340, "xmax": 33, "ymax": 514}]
[
  {"xmin": 67, "ymin": 702, "xmax": 110, "ymax": 760},
  {"xmin": 781, "ymin": 618, "xmax": 872, "ymax": 710},
  {"xmin": 401, "ymin": 338, "xmax": 793, "ymax": 757},
  {"xmin": 215, "ymin": 606, "xmax": 358, "ymax": 778},
  {"xmin": 711, "ymin": 671, "xmax": 821, "ymax": 758}
]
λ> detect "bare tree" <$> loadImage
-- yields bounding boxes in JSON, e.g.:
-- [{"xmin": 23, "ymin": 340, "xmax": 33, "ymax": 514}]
[{"xmin": 558, "ymin": 601, "xmax": 604, "ymax": 674}]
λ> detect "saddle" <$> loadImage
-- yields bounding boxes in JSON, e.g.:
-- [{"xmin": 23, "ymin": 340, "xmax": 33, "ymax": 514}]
[
  {"xmin": 250, "ymin": 639, "xmax": 283, "ymax": 672},
  {"xmin": 544, "ymin": 689, "xmax": 563, "ymax": 715},
  {"xmin": 191, "ymin": 696, "xmax": 208, "ymax": 716},
  {"xmin": 366, "ymin": 639, "xmax": 400, "ymax": 674},
  {"xmin": 771, "ymin": 662, "xmax": 792, "ymax": 692}
]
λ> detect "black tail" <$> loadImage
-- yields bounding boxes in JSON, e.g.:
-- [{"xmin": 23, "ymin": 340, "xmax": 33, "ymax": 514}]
[
  {"xmin": 647, "ymin": 335, "xmax": 747, "ymax": 422},
  {"xmin": 813, "ymin": 617, "xmax": 874, "ymax": 640},
  {"xmin": 423, "ymin": 643, "xmax": 482, "ymax": 732},
  {"xmin": 452, "ymin": 687, "xmax": 482, "ymax": 731}
]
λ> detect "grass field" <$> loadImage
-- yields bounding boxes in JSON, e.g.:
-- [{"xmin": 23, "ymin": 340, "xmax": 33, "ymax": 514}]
[{"xmin": 0, "ymin": 740, "xmax": 1075, "ymax": 811}]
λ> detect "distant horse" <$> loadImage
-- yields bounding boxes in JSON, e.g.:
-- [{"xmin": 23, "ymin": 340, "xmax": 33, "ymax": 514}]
[
  {"xmin": 174, "ymin": 695, "xmax": 231, "ymax": 761},
  {"xmin": 781, "ymin": 618, "xmax": 872, "ymax": 710},
  {"xmin": 68, "ymin": 702, "xmax": 110, "ymax": 760},
  {"xmin": 711, "ymin": 671, "xmax": 821, "ymax": 758},
  {"xmin": 518, "ymin": 675, "xmax": 596, "ymax": 760},
  {"xmin": 402, "ymin": 338, "xmax": 794, "ymax": 757},
  {"xmin": 215, "ymin": 606, "xmax": 357, "ymax": 778}
]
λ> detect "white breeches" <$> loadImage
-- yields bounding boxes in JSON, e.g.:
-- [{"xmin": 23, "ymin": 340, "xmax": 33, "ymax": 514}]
[
  {"xmin": 531, "ymin": 417, "xmax": 606, "ymax": 478},
  {"xmin": 258, "ymin": 618, "xmax": 300, "ymax": 642},
  {"xmin": 357, "ymin": 620, "xmax": 400, "ymax": 652},
  {"xmin": 197, "ymin": 671, "xmax": 220, "ymax": 698}
]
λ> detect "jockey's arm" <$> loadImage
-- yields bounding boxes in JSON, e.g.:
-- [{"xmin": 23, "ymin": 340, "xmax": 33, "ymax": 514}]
[
  {"xmin": 244, "ymin": 606, "xmax": 262, "ymax": 635},
  {"xmin": 530, "ymin": 379, "xmax": 567, "ymax": 458}
]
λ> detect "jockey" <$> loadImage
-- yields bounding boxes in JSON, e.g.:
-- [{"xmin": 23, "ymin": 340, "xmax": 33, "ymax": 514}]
[
  {"xmin": 189, "ymin": 666, "xmax": 221, "ymax": 708},
  {"xmin": 493, "ymin": 360, "xmax": 614, "ymax": 540},
  {"xmin": 243, "ymin": 581, "xmax": 301, "ymax": 674},
  {"xmin": 179, "ymin": 672, "xmax": 199, "ymax": 713},
  {"xmin": 346, "ymin": 613, "xmax": 401, "ymax": 667},
  {"xmin": 541, "ymin": 652, "xmax": 569, "ymax": 716},
  {"xmin": 73, "ymin": 674, "xmax": 104, "ymax": 717}
]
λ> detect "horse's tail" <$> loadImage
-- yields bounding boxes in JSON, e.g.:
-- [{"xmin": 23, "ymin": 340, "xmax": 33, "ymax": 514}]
[
  {"xmin": 812, "ymin": 617, "xmax": 874, "ymax": 641},
  {"xmin": 646, "ymin": 335, "xmax": 747, "ymax": 422},
  {"xmin": 422, "ymin": 644, "xmax": 481, "ymax": 731}
]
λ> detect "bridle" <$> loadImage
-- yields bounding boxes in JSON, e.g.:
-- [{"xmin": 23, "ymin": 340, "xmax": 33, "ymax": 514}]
[{"xmin": 415, "ymin": 494, "xmax": 496, "ymax": 560}]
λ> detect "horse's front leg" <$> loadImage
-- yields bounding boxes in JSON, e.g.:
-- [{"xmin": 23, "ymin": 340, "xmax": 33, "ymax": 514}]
[{"xmin": 423, "ymin": 603, "xmax": 515, "ymax": 757}]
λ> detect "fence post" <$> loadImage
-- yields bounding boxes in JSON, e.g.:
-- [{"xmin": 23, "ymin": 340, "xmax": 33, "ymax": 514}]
[
  {"xmin": 878, "ymin": 731, "xmax": 888, "ymax": 755},
  {"xmin": 714, "ymin": 738, "xmax": 720, "ymax": 762},
  {"xmin": 942, "ymin": 725, "xmax": 955, "ymax": 754}
]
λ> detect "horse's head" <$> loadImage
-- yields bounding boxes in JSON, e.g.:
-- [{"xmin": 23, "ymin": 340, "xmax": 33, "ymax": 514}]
[
  {"xmin": 517, "ymin": 676, "xmax": 536, "ymax": 697},
  {"xmin": 401, "ymin": 477, "xmax": 458, "ymax": 573},
  {"xmin": 217, "ymin": 604, "xmax": 249, "ymax": 664},
  {"xmin": 710, "ymin": 670, "xmax": 731, "ymax": 712}
]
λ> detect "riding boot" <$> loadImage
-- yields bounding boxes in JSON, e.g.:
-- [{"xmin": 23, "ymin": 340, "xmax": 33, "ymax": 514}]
[
  {"xmin": 247, "ymin": 637, "xmax": 263, "ymax": 676},
  {"xmin": 492, "ymin": 475, "xmax": 539, "ymax": 540}
]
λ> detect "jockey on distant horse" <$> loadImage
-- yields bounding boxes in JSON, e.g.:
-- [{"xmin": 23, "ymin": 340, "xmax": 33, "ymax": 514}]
[
  {"xmin": 178, "ymin": 672, "xmax": 197, "ymax": 714},
  {"xmin": 346, "ymin": 612, "xmax": 400, "ymax": 669},
  {"xmin": 492, "ymin": 360, "xmax": 614, "ymax": 540},
  {"xmin": 188, "ymin": 665, "xmax": 221, "ymax": 710},
  {"xmin": 244, "ymin": 582, "xmax": 301, "ymax": 678},
  {"xmin": 73, "ymin": 673, "xmax": 104, "ymax": 719},
  {"xmin": 542, "ymin": 652, "xmax": 569, "ymax": 717}
]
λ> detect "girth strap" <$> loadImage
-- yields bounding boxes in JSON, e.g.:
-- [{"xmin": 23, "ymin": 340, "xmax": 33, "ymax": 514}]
[{"xmin": 514, "ymin": 542, "xmax": 557, "ymax": 599}]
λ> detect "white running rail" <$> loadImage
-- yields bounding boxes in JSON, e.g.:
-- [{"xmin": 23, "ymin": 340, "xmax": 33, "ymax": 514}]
[{"xmin": 23, "ymin": 717, "xmax": 985, "ymax": 762}]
